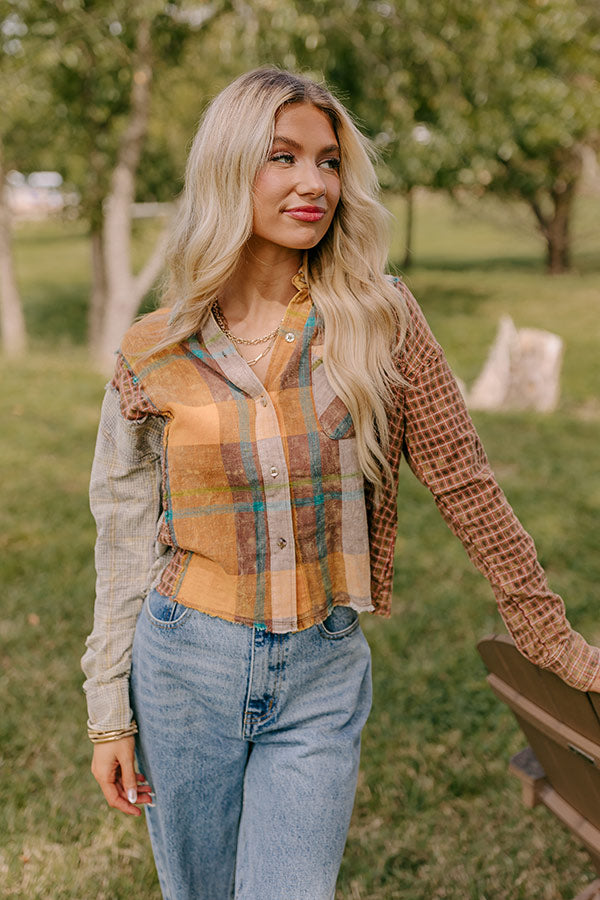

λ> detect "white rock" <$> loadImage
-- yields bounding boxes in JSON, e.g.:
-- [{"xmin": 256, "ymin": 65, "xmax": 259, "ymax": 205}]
[{"xmin": 467, "ymin": 316, "xmax": 563, "ymax": 413}]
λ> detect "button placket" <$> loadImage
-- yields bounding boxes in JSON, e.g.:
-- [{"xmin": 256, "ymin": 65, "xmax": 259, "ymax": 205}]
[{"xmin": 255, "ymin": 402, "xmax": 296, "ymax": 622}]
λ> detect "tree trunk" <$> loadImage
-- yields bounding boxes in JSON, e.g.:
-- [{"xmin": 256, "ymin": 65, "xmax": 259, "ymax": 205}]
[
  {"xmin": 527, "ymin": 149, "xmax": 581, "ymax": 275},
  {"xmin": 545, "ymin": 184, "xmax": 574, "ymax": 275},
  {"xmin": 402, "ymin": 187, "xmax": 414, "ymax": 270},
  {"xmin": 0, "ymin": 142, "xmax": 27, "ymax": 356},
  {"xmin": 88, "ymin": 220, "xmax": 107, "ymax": 347},
  {"xmin": 92, "ymin": 18, "xmax": 170, "ymax": 371}
]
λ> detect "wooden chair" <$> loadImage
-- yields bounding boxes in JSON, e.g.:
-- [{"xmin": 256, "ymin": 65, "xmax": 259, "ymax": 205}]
[{"xmin": 478, "ymin": 634, "xmax": 600, "ymax": 900}]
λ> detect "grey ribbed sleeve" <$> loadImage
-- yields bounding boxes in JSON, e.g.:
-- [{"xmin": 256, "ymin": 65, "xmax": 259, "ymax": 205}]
[{"xmin": 81, "ymin": 385, "xmax": 170, "ymax": 732}]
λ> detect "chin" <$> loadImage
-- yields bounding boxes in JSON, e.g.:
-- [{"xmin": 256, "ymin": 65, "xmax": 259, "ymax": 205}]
[{"xmin": 286, "ymin": 230, "xmax": 330, "ymax": 251}]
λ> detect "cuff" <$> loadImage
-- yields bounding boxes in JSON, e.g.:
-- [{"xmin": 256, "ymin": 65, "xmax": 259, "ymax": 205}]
[
  {"xmin": 84, "ymin": 678, "xmax": 135, "ymax": 735},
  {"xmin": 539, "ymin": 629, "xmax": 600, "ymax": 691}
]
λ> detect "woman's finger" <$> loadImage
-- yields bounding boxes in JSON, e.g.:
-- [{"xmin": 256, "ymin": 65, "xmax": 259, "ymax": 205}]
[
  {"xmin": 114, "ymin": 778, "xmax": 153, "ymax": 801},
  {"xmin": 91, "ymin": 736, "xmax": 145, "ymax": 816}
]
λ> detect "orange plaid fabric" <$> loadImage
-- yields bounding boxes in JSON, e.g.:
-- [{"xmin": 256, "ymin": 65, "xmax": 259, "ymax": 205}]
[{"xmin": 116, "ymin": 273, "xmax": 373, "ymax": 632}]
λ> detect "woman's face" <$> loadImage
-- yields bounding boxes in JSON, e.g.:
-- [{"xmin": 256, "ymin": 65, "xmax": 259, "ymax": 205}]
[{"xmin": 250, "ymin": 102, "xmax": 341, "ymax": 255}]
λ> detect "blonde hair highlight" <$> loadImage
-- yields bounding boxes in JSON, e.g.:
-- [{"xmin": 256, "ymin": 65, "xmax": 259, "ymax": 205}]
[{"xmin": 157, "ymin": 67, "xmax": 408, "ymax": 491}]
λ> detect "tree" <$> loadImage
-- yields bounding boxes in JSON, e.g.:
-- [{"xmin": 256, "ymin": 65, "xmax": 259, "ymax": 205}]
[
  {"xmin": 230, "ymin": 0, "xmax": 473, "ymax": 267},
  {"xmin": 0, "ymin": 1, "xmax": 61, "ymax": 354},
  {"xmin": 29, "ymin": 1, "xmax": 178, "ymax": 367},
  {"xmin": 22, "ymin": 0, "xmax": 229, "ymax": 368},
  {"xmin": 0, "ymin": 5, "xmax": 35, "ymax": 356},
  {"xmin": 431, "ymin": 0, "xmax": 600, "ymax": 273},
  {"xmin": 236, "ymin": 0, "xmax": 600, "ymax": 273}
]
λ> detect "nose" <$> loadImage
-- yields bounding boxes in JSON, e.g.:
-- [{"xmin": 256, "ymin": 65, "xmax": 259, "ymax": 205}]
[{"xmin": 296, "ymin": 161, "xmax": 326, "ymax": 198}]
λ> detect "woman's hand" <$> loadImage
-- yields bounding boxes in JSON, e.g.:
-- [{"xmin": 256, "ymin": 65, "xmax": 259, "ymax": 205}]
[{"xmin": 91, "ymin": 737, "xmax": 153, "ymax": 816}]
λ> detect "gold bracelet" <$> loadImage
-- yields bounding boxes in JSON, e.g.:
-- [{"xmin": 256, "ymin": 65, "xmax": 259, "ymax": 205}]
[{"xmin": 88, "ymin": 724, "xmax": 138, "ymax": 744}]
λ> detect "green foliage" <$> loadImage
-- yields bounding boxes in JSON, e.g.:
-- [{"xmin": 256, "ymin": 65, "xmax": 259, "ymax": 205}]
[
  {"xmin": 4, "ymin": 0, "xmax": 598, "ymax": 271},
  {"xmin": 2, "ymin": 202, "xmax": 599, "ymax": 897},
  {"xmin": 1, "ymin": 2, "xmax": 57, "ymax": 171},
  {"xmin": 3, "ymin": 1, "xmax": 219, "ymax": 220},
  {"xmin": 449, "ymin": 0, "xmax": 600, "ymax": 199},
  {"xmin": 39, "ymin": 0, "xmax": 190, "ymax": 218},
  {"xmin": 238, "ymin": 0, "xmax": 599, "ymax": 268}
]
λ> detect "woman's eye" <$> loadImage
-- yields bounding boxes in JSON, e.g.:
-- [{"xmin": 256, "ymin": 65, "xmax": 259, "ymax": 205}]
[
  {"xmin": 320, "ymin": 157, "xmax": 340, "ymax": 171},
  {"xmin": 270, "ymin": 152, "xmax": 295, "ymax": 164}
]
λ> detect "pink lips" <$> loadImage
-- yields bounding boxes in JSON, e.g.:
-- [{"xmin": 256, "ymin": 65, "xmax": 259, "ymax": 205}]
[{"xmin": 284, "ymin": 206, "xmax": 326, "ymax": 222}]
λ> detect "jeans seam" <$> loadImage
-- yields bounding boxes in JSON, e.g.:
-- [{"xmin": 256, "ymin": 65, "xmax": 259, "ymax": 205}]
[
  {"xmin": 144, "ymin": 591, "xmax": 190, "ymax": 629},
  {"xmin": 317, "ymin": 618, "xmax": 360, "ymax": 640},
  {"xmin": 243, "ymin": 635, "xmax": 286, "ymax": 731},
  {"xmin": 241, "ymin": 628, "xmax": 257, "ymax": 739},
  {"xmin": 245, "ymin": 663, "xmax": 279, "ymax": 727},
  {"xmin": 244, "ymin": 646, "xmax": 278, "ymax": 727},
  {"xmin": 146, "ymin": 609, "xmax": 189, "ymax": 629}
]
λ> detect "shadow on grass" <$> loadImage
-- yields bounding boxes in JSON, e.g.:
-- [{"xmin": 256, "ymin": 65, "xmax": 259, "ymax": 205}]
[
  {"xmin": 394, "ymin": 274, "xmax": 492, "ymax": 316},
  {"xmin": 15, "ymin": 220, "xmax": 84, "ymax": 246},
  {"xmin": 391, "ymin": 250, "xmax": 600, "ymax": 276},
  {"xmin": 24, "ymin": 282, "xmax": 160, "ymax": 347},
  {"xmin": 411, "ymin": 255, "xmax": 545, "ymax": 273},
  {"xmin": 25, "ymin": 283, "xmax": 90, "ymax": 345}
]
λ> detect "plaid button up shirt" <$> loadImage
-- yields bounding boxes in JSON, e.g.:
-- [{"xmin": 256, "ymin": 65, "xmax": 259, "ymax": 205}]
[
  {"xmin": 111, "ymin": 274, "xmax": 372, "ymax": 633},
  {"xmin": 82, "ymin": 278, "xmax": 600, "ymax": 732}
]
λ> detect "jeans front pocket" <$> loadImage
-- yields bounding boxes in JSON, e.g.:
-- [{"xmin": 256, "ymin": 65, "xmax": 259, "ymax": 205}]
[
  {"xmin": 144, "ymin": 588, "xmax": 190, "ymax": 628},
  {"xmin": 317, "ymin": 605, "xmax": 360, "ymax": 640}
]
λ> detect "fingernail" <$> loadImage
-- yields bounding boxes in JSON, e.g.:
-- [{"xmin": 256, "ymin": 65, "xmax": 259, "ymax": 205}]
[{"xmin": 127, "ymin": 788, "xmax": 138, "ymax": 804}]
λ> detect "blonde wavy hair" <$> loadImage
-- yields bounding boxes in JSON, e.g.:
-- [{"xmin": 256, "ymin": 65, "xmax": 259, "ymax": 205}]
[{"xmin": 158, "ymin": 67, "xmax": 408, "ymax": 491}]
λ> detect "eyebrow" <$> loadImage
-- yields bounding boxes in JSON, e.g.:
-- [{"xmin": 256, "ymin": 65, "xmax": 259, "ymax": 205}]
[{"xmin": 272, "ymin": 135, "xmax": 340, "ymax": 154}]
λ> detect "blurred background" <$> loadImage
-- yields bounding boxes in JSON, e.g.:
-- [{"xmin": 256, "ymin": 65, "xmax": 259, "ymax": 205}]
[{"xmin": 1, "ymin": 1, "xmax": 599, "ymax": 897}]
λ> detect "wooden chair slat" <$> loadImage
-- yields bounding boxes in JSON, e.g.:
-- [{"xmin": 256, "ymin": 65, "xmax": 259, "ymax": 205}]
[
  {"xmin": 477, "ymin": 633, "xmax": 600, "ymax": 897},
  {"xmin": 478, "ymin": 634, "xmax": 600, "ymax": 742},
  {"xmin": 486, "ymin": 673, "xmax": 600, "ymax": 764},
  {"xmin": 516, "ymin": 716, "xmax": 600, "ymax": 830}
]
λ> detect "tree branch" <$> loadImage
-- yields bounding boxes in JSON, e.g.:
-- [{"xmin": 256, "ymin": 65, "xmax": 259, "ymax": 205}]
[
  {"xmin": 103, "ymin": 17, "xmax": 153, "ymax": 297},
  {"xmin": 132, "ymin": 215, "xmax": 173, "ymax": 302},
  {"xmin": 528, "ymin": 195, "xmax": 550, "ymax": 240}
]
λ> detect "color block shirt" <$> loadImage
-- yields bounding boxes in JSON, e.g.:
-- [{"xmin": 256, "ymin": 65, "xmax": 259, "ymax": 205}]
[
  {"xmin": 113, "ymin": 272, "xmax": 372, "ymax": 632},
  {"xmin": 82, "ymin": 277, "xmax": 600, "ymax": 733}
]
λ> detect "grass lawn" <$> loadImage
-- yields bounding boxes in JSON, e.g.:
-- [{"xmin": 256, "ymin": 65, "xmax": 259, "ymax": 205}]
[{"xmin": 1, "ymin": 192, "xmax": 599, "ymax": 898}]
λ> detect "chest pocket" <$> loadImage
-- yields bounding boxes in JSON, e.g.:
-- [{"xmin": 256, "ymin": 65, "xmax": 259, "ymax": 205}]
[{"xmin": 310, "ymin": 346, "xmax": 356, "ymax": 440}]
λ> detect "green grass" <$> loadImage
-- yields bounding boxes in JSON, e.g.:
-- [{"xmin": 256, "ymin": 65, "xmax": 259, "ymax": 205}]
[{"xmin": 1, "ymin": 193, "xmax": 599, "ymax": 898}]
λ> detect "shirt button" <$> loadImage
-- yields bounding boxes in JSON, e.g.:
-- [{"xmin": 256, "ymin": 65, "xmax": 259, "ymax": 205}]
[
  {"xmin": 285, "ymin": 332, "xmax": 295, "ymax": 343},
  {"xmin": 270, "ymin": 466, "xmax": 278, "ymax": 478},
  {"xmin": 277, "ymin": 537, "xmax": 287, "ymax": 549},
  {"xmin": 259, "ymin": 396, "xmax": 268, "ymax": 407}
]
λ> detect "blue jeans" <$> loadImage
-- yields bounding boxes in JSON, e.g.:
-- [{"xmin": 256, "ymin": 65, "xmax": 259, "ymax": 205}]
[{"xmin": 130, "ymin": 590, "xmax": 373, "ymax": 900}]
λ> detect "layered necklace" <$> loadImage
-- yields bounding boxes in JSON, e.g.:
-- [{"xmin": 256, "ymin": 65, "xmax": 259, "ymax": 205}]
[{"xmin": 212, "ymin": 300, "xmax": 283, "ymax": 367}]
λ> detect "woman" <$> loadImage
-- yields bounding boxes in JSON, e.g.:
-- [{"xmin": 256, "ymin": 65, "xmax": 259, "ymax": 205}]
[{"xmin": 82, "ymin": 68, "xmax": 600, "ymax": 900}]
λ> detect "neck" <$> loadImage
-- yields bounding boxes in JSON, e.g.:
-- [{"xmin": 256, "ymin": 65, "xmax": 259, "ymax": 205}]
[{"xmin": 219, "ymin": 241, "xmax": 303, "ymax": 320}]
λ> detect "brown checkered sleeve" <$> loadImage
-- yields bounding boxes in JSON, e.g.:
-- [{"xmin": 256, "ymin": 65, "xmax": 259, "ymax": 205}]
[{"xmin": 401, "ymin": 324, "xmax": 600, "ymax": 690}]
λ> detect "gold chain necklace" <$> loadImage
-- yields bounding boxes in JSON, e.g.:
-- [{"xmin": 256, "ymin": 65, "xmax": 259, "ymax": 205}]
[
  {"xmin": 212, "ymin": 301, "xmax": 283, "ymax": 345},
  {"xmin": 212, "ymin": 301, "xmax": 282, "ymax": 367}
]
